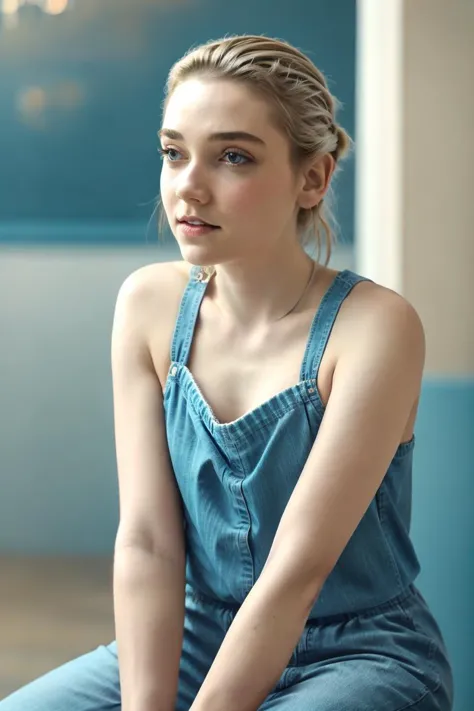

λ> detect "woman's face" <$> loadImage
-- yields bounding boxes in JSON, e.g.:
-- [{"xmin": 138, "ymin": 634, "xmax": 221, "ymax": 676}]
[{"xmin": 159, "ymin": 77, "xmax": 305, "ymax": 267}]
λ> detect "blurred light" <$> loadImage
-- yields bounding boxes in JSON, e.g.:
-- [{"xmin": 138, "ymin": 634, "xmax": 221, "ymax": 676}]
[
  {"xmin": 1, "ymin": 0, "xmax": 70, "ymax": 14},
  {"xmin": 2, "ymin": 0, "xmax": 20, "ymax": 14},
  {"xmin": 17, "ymin": 86, "xmax": 47, "ymax": 115},
  {"xmin": 44, "ymin": 0, "xmax": 69, "ymax": 15},
  {"xmin": 15, "ymin": 81, "xmax": 85, "ymax": 129}
]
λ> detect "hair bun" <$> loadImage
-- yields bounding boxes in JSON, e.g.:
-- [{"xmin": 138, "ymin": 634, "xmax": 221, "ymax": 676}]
[{"xmin": 334, "ymin": 125, "xmax": 351, "ymax": 160}]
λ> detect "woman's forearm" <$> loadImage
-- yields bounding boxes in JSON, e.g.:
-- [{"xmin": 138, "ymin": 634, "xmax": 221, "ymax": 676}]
[
  {"xmin": 113, "ymin": 544, "xmax": 185, "ymax": 711},
  {"xmin": 190, "ymin": 566, "xmax": 320, "ymax": 711}
]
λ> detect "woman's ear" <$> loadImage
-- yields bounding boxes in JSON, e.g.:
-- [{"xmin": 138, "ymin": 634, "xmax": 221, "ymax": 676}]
[{"xmin": 297, "ymin": 154, "xmax": 335, "ymax": 210}]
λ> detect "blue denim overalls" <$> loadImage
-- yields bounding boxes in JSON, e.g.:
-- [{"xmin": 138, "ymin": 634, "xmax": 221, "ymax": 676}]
[
  {"xmin": 163, "ymin": 266, "xmax": 453, "ymax": 710},
  {"xmin": 0, "ymin": 266, "xmax": 453, "ymax": 711}
]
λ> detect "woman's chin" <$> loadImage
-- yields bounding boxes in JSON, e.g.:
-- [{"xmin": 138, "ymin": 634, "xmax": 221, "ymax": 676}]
[{"xmin": 177, "ymin": 242, "xmax": 223, "ymax": 268}]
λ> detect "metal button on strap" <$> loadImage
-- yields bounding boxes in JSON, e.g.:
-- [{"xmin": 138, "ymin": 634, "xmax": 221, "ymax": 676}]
[{"xmin": 171, "ymin": 365, "xmax": 178, "ymax": 376}]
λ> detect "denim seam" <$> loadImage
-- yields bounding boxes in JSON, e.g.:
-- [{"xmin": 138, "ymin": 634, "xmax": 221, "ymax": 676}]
[
  {"xmin": 185, "ymin": 587, "xmax": 239, "ymax": 614},
  {"xmin": 304, "ymin": 585, "xmax": 417, "ymax": 634},
  {"xmin": 169, "ymin": 293, "xmax": 187, "ymax": 364},
  {"xmin": 391, "ymin": 675, "xmax": 442, "ymax": 711},
  {"xmin": 391, "ymin": 689, "xmax": 431, "ymax": 711},
  {"xmin": 172, "ymin": 364, "xmax": 323, "ymax": 438},
  {"xmin": 375, "ymin": 488, "xmax": 404, "ymax": 591},
  {"xmin": 269, "ymin": 666, "xmax": 299, "ymax": 696},
  {"xmin": 309, "ymin": 309, "xmax": 339, "ymax": 382},
  {"xmin": 171, "ymin": 266, "xmax": 208, "ymax": 366},
  {"xmin": 225, "ymin": 431, "xmax": 255, "ymax": 594},
  {"xmin": 215, "ymin": 385, "xmax": 321, "ymax": 442},
  {"xmin": 198, "ymin": 395, "xmax": 295, "ymax": 441},
  {"xmin": 399, "ymin": 599, "xmax": 441, "ymax": 692},
  {"xmin": 221, "ymin": 382, "xmax": 311, "ymax": 431},
  {"xmin": 180, "ymin": 286, "xmax": 206, "ymax": 366},
  {"xmin": 389, "ymin": 637, "xmax": 440, "ymax": 710},
  {"xmin": 170, "ymin": 279, "xmax": 198, "ymax": 364}
]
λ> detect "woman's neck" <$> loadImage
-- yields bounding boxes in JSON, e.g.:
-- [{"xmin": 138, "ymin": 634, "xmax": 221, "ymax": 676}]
[{"xmin": 207, "ymin": 248, "xmax": 320, "ymax": 328}]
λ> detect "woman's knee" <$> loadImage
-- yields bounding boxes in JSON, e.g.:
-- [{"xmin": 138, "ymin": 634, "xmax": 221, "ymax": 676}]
[{"xmin": 0, "ymin": 642, "xmax": 120, "ymax": 711}]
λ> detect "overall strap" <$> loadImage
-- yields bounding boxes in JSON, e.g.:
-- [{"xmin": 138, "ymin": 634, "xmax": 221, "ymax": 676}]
[
  {"xmin": 170, "ymin": 266, "xmax": 210, "ymax": 365},
  {"xmin": 300, "ymin": 269, "xmax": 370, "ymax": 382}
]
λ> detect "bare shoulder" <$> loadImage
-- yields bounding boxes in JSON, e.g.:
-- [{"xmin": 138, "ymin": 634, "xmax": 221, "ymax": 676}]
[
  {"xmin": 116, "ymin": 259, "xmax": 191, "ymax": 301},
  {"xmin": 335, "ymin": 277, "xmax": 425, "ymax": 363},
  {"xmin": 113, "ymin": 260, "xmax": 192, "ymax": 384}
]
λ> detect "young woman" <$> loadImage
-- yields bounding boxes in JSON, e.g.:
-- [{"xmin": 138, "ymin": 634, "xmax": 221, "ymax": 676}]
[{"xmin": 2, "ymin": 35, "xmax": 453, "ymax": 711}]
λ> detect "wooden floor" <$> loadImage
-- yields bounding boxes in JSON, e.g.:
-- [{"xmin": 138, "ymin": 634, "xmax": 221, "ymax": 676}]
[{"xmin": 0, "ymin": 556, "xmax": 115, "ymax": 700}]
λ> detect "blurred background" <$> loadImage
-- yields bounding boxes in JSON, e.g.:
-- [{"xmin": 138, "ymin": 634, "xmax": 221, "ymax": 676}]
[{"xmin": 0, "ymin": 0, "xmax": 472, "ymax": 706}]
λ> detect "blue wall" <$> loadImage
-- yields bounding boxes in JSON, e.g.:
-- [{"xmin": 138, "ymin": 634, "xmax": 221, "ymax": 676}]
[
  {"xmin": 411, "ymin": 380, "xmax": 474, "ymax": 711},
  {"xmin": 0, "ymin": 0, "xmax": 356, "ymax": 244}
]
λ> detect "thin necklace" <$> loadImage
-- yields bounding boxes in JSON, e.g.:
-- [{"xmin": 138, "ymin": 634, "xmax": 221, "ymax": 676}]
[
  {"xmin": 201, "ymin": 259, "xmax": 317, "ymax": 321},
  {"xmin": 276, "ymin": 259, "xmax": 317, "ymax": 321}
]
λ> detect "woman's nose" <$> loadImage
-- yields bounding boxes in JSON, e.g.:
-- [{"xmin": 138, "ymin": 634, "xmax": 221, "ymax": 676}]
[{"xmin": 175, "ymin": 163, "xmax": 210, "ymax": 203}]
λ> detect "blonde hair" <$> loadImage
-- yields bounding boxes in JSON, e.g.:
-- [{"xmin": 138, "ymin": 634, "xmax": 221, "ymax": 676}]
[{"xmin": 158, "ymin": 34, "xmax": 351, "ymax": 266}]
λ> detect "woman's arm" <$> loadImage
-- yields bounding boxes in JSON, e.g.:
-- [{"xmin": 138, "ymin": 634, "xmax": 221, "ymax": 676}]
[
  {"xmin": 111, "ymin": 270, "xmax": 186, "ymax": 711},
  {"xmin": 190, "ymin": 288, "xmax": 425, "ymax": 711}
]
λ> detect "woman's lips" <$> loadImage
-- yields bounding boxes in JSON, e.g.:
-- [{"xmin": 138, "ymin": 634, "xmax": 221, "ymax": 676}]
[{"xmin": 177, "ymin": 221, "xmax": 220, "ymax": 238}]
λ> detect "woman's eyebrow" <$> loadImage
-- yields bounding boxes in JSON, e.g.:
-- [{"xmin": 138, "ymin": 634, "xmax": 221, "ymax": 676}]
[{"xmin": 158, "ymin": 128, "xmax": 266, "ymax": 145}]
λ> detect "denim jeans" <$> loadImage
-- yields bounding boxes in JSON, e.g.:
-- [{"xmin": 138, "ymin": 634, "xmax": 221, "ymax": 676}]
[{"xmin": 1, "ymin": 584, "xmax": 452, "ymax": 710}]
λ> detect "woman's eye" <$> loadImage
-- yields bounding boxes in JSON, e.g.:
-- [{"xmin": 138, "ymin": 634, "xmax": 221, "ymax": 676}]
[
  {"xmin": 223, "ymin": 151, "xmax": 250, "ymax": 166},
  {"xmin": 159, "ymin": 147, "xmax": 182, "ymax": 162}
]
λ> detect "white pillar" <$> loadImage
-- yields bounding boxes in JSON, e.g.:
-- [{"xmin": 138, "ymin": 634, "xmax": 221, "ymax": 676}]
[
  {"xmin": 355, "ymin": 0, "xmax": 474, "ymax": 375},
  {"xmin": 355, "ymin": 0, "xmax": 404, "ymax": 292}
]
